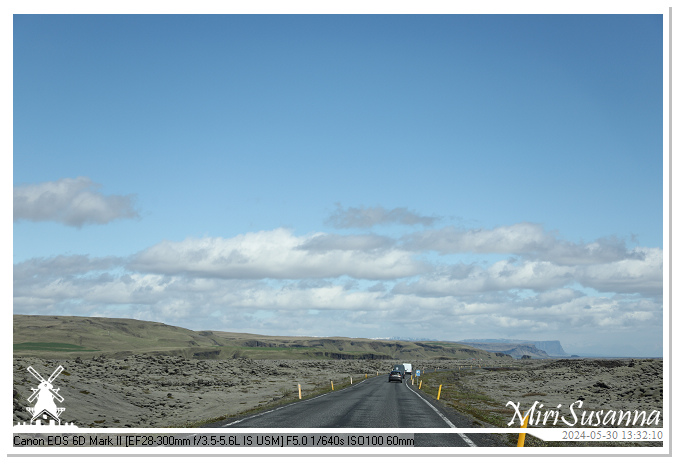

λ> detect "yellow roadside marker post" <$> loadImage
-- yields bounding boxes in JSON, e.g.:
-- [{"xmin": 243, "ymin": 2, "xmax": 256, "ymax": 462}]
[
  {"xmin": 298, "ymin": 384, "xmax": 302, "ymax": 399},
  {"xmin": 418, "ymin": 380, "xmax": 422, "ymax": 389},
  {"xmin": 437, "ymin": 384, "xmax": 442, "ymax": 400},
  {"xmin": 517, "ymin": 412, "xmax": 529, "ymax": 447},
  {"xmin": 331, "ymin": 381, "xmax": 334, "ymax": 391}
]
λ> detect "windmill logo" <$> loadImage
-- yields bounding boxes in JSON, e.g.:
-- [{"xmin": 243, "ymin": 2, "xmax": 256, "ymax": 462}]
[{"xmin": 25, "ymin": 366, "xmax": 66, "ymax": 425}]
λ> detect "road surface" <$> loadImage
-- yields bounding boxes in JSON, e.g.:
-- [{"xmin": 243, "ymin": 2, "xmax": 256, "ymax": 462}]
[{"xmin": 206, "ymin": 375, "xmax": 505, "ymax": 447}]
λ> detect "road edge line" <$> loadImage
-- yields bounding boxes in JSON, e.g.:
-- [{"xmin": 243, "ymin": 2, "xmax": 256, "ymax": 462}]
[
  {"xmin": 405, "ymin": 380, "xmax": 477, "ymax": 447},
  {"xmin": 221, "ymin": 375, "xmax": 372, "ymax": 427}
]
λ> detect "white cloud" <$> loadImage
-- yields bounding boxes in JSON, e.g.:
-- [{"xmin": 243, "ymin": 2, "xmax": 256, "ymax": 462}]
[
  {"xmin": 297, "ymin": 233, "xmax": 394, "ymax": 251},
  {"xmin": 575, "ymin": 247, "xmax": 663, "ymax": 297},
  {"xmin": 12, "ymin": 221, "xmax": 662, "ymax": 356},
  {"xmin": 405, "ymin": 223, "xmax": 549, "ymax": 254},
  {"xmin": 13, "ymin": 254, "xmax": 123, "ymax": 280},
  {"xmin": 14, "ymin": 177, "xmax": 139, "ymax": 227},
  {"xmin": 129, "ymin": 228, "xmax": 427, "ymax": 280},
  {"xmin": 404, "ymin": 223, "xmax": 641, "ymax": 265},
  {"xmin": 394, "ymin": 260, "xmax": 576, "ymax": 296},
  {"xmin": 13, "ymin": 264, "xmax": 661, "ymax": 355},
  {"xmin": 392, "ymin": 249, "xmax": 661, "ymax": 298},
  {"xmin": 527, "ymin": 288, "xmax": 585, "ymax": 307}
]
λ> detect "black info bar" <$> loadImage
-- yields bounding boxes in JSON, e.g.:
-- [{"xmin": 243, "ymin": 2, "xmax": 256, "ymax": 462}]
[{"xmin": 13, "ymin": 433, "xmax": 416, "ymax": 448}]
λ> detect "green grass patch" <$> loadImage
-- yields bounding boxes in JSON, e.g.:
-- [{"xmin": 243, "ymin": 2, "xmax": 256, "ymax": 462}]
[
  {"xmin": 240, "ymin": 346, "xmax": 377, "ymax": 355},
  {"xmin": 13, "ymin": 342, "xmax": 98, "ymax": 352},
  {"xmin": 240, "ymin": 346, "xmax": 313, "ymax": 351},
  {"xmin": 418, "ymin": 371, "xmax": 509, "ymax": 428},
  {"xmin": 228, "ymin": 345, "xmax": 385, "ymax": 361}
]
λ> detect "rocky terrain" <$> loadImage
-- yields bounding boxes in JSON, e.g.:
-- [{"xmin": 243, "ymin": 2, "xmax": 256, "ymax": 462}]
[
  {"xmin": 13, "ymin": 315, "xmax": 664, "ymax": 442},
  {"xmin": 13, "ymin": 354, "xmax": 393, "ymax": 428},
  {"xmin": 13, "ymin": 354, "xmax": 663, "ymax": 435},
  {"xmin": 435, "ymin": 358, "xmax": 663, "ymax": 429}
]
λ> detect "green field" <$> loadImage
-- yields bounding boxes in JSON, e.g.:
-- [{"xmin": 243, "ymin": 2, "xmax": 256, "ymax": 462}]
[{"xmin": 13, "ymin": 342, "xmax": 98, "ymax": 352}]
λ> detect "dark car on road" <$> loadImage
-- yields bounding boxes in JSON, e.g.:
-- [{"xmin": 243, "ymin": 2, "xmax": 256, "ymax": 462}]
[{"xmin": 388, "ymin": 370, "xmax": 403, "ymax": 383}]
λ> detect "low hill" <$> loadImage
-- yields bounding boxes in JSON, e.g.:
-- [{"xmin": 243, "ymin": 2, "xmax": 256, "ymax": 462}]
[{"xmin": 13, "ymin": 315, "xmax": 507, "ymax": 361}]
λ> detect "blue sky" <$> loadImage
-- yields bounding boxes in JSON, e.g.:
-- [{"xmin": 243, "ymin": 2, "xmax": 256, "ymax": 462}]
[{"xmin": 12, "ymin": 14, "xmax": 665, "ymax": 356}]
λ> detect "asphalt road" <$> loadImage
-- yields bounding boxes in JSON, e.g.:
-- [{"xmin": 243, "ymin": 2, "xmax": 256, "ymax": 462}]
[{"xmin": 208, "ymin": 375, "xmax": 505, "ymax": 447}]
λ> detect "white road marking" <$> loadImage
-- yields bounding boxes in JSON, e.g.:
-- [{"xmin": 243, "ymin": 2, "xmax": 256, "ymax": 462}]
[
  {"xmin": 222, "ymin": 391, "xmax": 331, "ymax": 426},
  {"xmin": 215, "ymin": 376, "xmax": 476, "ymax": 447},
  {"xmin": 221, "ymin": 376, "xmax": 372, "ymax": 426},
  {"xmin": 405, "ymin": 380, "xmax": 477, "ymax": 447}
]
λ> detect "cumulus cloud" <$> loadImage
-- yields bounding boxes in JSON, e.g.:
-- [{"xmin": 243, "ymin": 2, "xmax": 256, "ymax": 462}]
[
  {"xmin": 404, "ymin": 223, "xmax": 549, "ymax": 254},
  {"xmin": 392, "ymin": 249, "xmax": 662, "ymax": 298},
  {"xmin": 404, "ymin": 223, "xmax": 642, "ymax": 265},
  {"xmin": 12, "ymin": 219, "xmax": 663, "ymax": 356},
  {"xmin": 393, "ymin": 260, "xmax": 576, "ymax": 297},
  {"xmin": 14, "ymin": 177, "xmax": 139, "ymax": 227},
  {"xmin": 527, "ymin": 288, "xmax": 586, "ymax": 308},
  {"xmin": 13, "ymin": 255, "xmax": 662, "ymax": 355},
  {"xmin": 576, "ymin": 247, "xmax": 663, "ymax": 297},
  {"xmin": 129, "ymin": 228, "xmax": 427, "ymax": 280},
  {"xmin": 325, "ymin": 204, "xmax": 438, "ymax": 229},
  {"xmin": 13, "ymin": 254, "xmax": 124, "ymax": 281},
  {"xmin": 297, "ymin": 233, "xmax": 394, "ymax": 252}
]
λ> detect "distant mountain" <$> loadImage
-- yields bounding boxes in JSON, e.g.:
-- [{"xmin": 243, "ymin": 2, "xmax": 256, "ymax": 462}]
[
  {"xmin": 457, "ymin": 342, "xmax": 549, "ymax": 359},
  {"xmin": 459, "ymin": 339, "xmax": 568, "ymax": 357}
]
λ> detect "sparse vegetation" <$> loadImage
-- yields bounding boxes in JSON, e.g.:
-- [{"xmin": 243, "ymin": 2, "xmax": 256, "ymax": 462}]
[
  {"xmin": 13, "ymin": 342, "xmax": 97, "ymax": 352},
  {"xmin": 13, "ymin": 315, "xmax": 497, "ymax": 361},
  {"xmin": 419, "ymin": 371, "xmax": 508, "ymax": 428},
  {"xmin": 416, "ymin": 361, "xmax": 663, "ymax": 448},
  {"xmin": 15, "ymin": 314, "xmax": 660, "ymax": 448}
]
